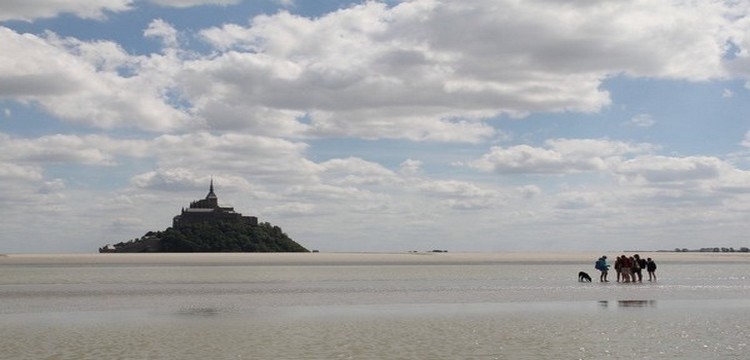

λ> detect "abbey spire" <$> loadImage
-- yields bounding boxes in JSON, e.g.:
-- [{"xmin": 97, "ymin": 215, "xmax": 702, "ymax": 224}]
[
  {"xmin": 207, "ymin": 177, "xmax": 217, "ymax": 199},
  {"xmin": 172, "ymin": 178, "xmax": 258, "ymax": 229},
  {"xmin": 205, "ymin": 177, "xmax": 218, "ymax": 207}
]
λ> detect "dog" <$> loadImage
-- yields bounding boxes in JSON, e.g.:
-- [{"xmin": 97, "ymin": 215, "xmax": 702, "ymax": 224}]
[{"xmin": 578, "ymin": 271, "xmax": 592, "ymax": 282}]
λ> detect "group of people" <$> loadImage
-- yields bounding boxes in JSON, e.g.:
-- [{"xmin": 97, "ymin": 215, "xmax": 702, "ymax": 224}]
[{"xmin": 595, "ymin": 254, "xmax": 657, "ymax": 283}]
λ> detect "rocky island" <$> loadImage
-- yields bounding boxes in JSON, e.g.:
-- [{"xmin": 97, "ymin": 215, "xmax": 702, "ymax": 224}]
[{"xmin": 100, "ymin": 180, "xmax": 308, "ymax": 253}]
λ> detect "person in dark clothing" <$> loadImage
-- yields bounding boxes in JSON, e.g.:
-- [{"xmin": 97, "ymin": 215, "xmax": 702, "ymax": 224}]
[
  {"xmin": 646, "ymin": 258, "xmax": 657, "ymax": 281},
  {"xmin": 633, "ymin": 254, "xmax": 647, "ymax": 282}
]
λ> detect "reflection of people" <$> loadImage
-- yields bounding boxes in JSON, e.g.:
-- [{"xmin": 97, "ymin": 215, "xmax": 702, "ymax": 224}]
[
  {"xmin": 646, "ymin": 258, "xmax": 657, "ymax": 281},
  {"xmin": 618, "ymin": 300, "xmax": 656, "ymax": 307},
  {"xmin": 595, "ymin": 256, "xmax": 610, "ymax": 282}
]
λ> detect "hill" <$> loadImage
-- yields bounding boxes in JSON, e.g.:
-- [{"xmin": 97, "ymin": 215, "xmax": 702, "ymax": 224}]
[
  {"xmin": 99, "ymin": 180, "xmax": 308, "ymax": 253},
  {"xmin": 100, "ymin": 221, "xmax": 308, "ymax": 253}
]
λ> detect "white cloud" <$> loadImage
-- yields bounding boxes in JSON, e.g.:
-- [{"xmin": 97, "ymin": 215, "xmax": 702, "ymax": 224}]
[
  {"xmin": 470, "ymin": 139, "xmax": 653, "ymax": 174},
  {"xmin": 399, "ymin": 159, "xmax": 423, "ymax": 176},
  {"xmin": 3, "ymin": 0, "xmax": 750, "ymax": 252},
  {"xmin": 131, "ymin": 168, "xmax": 258, "ymax": 194},
  {"xmin": 0, "ymin": 27, "xmax": 191, "ymax": 131},
  {"xmin": 147, "ymin": 0, "xmax": 241, "ymax": 8},
  {"xmin": 555, "ymin": 191, "xmax": 604, "ymax": 210},
  {"xmin": 614, "ymin": 155, "xmax": 729, "ymax": 185},
  {"xmin": 144, "ymin": 19, "xmax": 179, "ymax": 48},
  {"xmin": 417, "ymin": 179, "xmax": 502, "ymax": 210},
  {"xmin": 150, "ymin": 132, "xmax": 318, "ymax": 182},
  {"xmin": 130, "ymin": 168, "xmax": 209, "ymax": 191},
  {"xmin": 284, "ymin": 183, "xmax": 389, "ymax": 205},
  {"xmin": 629, "ymin": 113, "xmax": 656, "ymax": 128},
  {"xmin": 0, "ymin": 133, "xmax": 148, "ymax": 166},
  {"xmin": 262, "ymin": 202, "xmax": 316, "ymax": 217},
  {"xmin": 184, "ymin": 0, "xmax": 749, "ymax": 141},
  {"xmin": 319, "ymin": 157, "xmax": 400, "ymax": 186},
  {"xmin": 3, "ymin": 0, "xmax": 749, "ymax": 142},
  {"xmin": 0, "ymin": 0, "xmax": 132, "ymax": 21},
  {"xmin": 0, "ymin": 161, "xmax": 43, "ymax": 181}
]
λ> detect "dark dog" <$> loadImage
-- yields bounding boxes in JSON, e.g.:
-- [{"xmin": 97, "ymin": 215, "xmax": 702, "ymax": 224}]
[{"xmin": 578, "ymin": 271, "xmax": 592, "ymax": 282}]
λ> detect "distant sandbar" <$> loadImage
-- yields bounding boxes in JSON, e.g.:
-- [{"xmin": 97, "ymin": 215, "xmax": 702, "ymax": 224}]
[{"xmin": 1, "ymin": 251, "xmax": 747, "ymax": 266}]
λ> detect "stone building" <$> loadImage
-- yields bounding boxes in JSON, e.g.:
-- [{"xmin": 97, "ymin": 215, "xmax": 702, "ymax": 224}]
[{"xmin": 172, "ymin": 179, "xmax": 258, "ymax": 228}]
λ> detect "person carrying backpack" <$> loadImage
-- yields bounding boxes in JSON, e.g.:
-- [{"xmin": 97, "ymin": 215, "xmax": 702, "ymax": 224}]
[{"xmin": 595, "ymin": 256, "xmax": 610, "ymax": 282}]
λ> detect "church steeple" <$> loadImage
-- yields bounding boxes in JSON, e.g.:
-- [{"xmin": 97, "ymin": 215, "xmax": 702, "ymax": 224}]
[{"xmin": 206, "ymin": 177, "xmax": 218, "ymax": 206}]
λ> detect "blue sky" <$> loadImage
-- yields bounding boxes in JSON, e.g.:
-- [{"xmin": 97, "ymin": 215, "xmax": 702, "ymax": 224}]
[{"xmin": 2, "ymin": 0, "xmax": 750, "ymax": 253}]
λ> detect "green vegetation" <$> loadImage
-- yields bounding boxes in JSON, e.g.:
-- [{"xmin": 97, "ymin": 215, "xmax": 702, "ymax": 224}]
[
  {"xmin": 105, "ymin": 221, "xmax": 309, "ymax": 253},
  {"xmin": 159, "ymin": 222, "xmax": 308, "ymax": 252}
]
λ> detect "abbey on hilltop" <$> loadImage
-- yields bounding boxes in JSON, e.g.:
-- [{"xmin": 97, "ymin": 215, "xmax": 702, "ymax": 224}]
[
  {"xmin": 99, "ymin": 180, "xmax": 308, "ymax": 253},
  {"xmin": 172, "ymin": 179, "xmax": 258, "ymax": 228}
]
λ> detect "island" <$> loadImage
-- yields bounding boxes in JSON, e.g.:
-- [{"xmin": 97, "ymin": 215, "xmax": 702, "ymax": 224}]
[{"xmin": 99, "ymin": 180, "xmax": 308, "ymax": 253}]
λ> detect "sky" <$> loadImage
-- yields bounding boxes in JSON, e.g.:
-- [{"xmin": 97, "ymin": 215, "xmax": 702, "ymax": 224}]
[{"xmin": 2, "ymin": 0, "xmax": 750, "ymax": 253}]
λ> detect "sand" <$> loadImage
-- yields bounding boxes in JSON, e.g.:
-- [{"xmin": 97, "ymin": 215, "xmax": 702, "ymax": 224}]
[{"xmin": 1, "ymin": 251, "xmax": 747, "ymax": 266}]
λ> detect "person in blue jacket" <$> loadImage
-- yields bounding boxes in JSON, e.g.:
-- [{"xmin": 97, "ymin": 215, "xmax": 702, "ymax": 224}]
[{"xmin": 595, "ymin": 256, "xmax": 610, "ymax": 282}]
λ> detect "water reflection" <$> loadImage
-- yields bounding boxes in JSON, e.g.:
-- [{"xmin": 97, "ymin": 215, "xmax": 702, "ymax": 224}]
[
  {"xmin": 598, "ymin": 300, "xmax": 656, "ymax": 308},
  {"xmin": 176, "ymin": 307, "xmax": 221, "ymax": 316}
]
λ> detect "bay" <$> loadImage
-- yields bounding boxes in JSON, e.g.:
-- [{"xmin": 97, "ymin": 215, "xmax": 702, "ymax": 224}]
[{"xmin": 1, "ymin": 252, "xmax": 748, "ymax": 359}]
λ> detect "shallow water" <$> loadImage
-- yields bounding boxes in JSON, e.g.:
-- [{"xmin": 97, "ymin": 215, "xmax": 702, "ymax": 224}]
[{"xmin": 1, "ymin": 254, "xmax": 749, "ymax": 359}]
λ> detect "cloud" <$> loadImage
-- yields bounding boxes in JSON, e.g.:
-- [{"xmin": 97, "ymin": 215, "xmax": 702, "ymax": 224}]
[
  {"xmin": 144, "ymin": 19, "xmax": 179, "ymax": 48},
  {"xmin": 147, "ymin": 0, "xmax": 241, "ymax": 8},
  {"xmin": 0, "ymin": 133, "xmax": 149, "ymax": 166},
  {"xmin": 613, "ymin": 155, "xmax": 729, "ymax": 185},
  {"xmin": 470, "ymin": 139, "xmax": 653, "ymax": 174},
  {"xmin": 319, "ymin": 157, "xmax": 400, "ymax": 186},
  {"xmin": 3, "ymin": 0, "xmax": 750, "ymax": 252},
  {"xmin": 185, "ymin": 0, "xmax": 749, "ymax": 141},
  {"xmin": 399, "ymin": 159, "xmax": 423, "ymax": 176},
  {"xmin": 130, "ymin": 168, "xmax": 210, "ymax": 191},
  {"xmin": 629, "ymin": 113, "xmax": 656, "ymax": 128},
  {"xmin": 0, "ymin": 27, "xmax": 191, "ymax": 131},
  {"xmin": 3, "ymin": 0, "xmax": 749, "ymax": 142},
  {"xmin": 468, "ymin": 139, "xmax": 750, "ymax": 204},
  {"xmin": 0, "ymin": 1, "xmax": 132, "ymax": 21},
  {"xmin": 262, "ymin": 202, "xmax": 317, "ymax": 217},
  {"xmin": 131, "ymin": 168, "xmax": 257, "ymax": 194},
  {"xmin": 555, "ymin": 191, "xmax": 604, "ymax": 210},
  {"xmin": 0, "ymin": 161, "xmax": 43, "ymax": 181},
  {"xmin": 150, "ymin": 132, "xmax": 317, "ymax": 182},
  {"xmin": 417, "ymin": 179, "xmax": 502, "ymax": 210}
]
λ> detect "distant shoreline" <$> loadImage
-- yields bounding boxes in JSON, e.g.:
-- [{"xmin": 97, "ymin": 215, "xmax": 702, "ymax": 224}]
[{"xmin": 1, "ymin": 251, "xmax": 748, "ymax": 266}]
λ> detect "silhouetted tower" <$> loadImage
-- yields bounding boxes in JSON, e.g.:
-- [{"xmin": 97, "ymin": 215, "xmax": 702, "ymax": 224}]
[
  {"xmin": 206, "ymin": 177, "xmax": 218, "ymax": 207},
  {"xmin": 172, "ymin": 178, "xmax": 258, "ymax": 228}
]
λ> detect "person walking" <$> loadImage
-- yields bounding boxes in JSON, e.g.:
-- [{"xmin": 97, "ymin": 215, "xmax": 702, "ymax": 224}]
[
  {"xmin": 646, "ymin": 257, "xmax": 657, "ymax": 281},
  {"xmin": 633, "ymin": 254, "xmax": 646, "ymax": 282},
  {"xmin": 620, "ymin": 255, "xmax": 632, "ymax": 283},
  {"xmin": 595, "ymin": 256, "xmax": 610, "ymax": 282},
  {"xmin": 614, "ymin": 256, "xmax": 623, "ymax": 282}
]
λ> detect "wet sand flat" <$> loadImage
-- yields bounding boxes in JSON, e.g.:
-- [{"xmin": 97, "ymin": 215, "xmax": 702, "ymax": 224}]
[{"xmin": 2, "ymin": 251, "xmax": 748, "ymax": 266}]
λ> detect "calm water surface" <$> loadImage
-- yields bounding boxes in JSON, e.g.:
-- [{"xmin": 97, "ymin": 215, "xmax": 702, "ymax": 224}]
[{"xmin": 1, "ymin": 254, "xmax": 749, "ymax": 359}]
